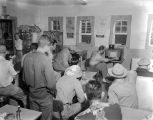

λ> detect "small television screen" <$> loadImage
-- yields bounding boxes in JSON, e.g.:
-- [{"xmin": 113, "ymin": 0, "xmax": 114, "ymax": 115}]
[{"xmin": 105, "ymin": 49, "xmax": 122, "ymax": 61}]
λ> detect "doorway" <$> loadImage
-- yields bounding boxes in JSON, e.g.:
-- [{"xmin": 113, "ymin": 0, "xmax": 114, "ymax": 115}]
[{"xmin": 0, "ymin": 17, "xmax": 17, "ymax": 54}]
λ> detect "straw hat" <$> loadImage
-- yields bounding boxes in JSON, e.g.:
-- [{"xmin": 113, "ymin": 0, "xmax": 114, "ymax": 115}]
[
  {"xmin": 64, "ymin": 65, "xmax": 82, "ymax": 78},
  {"xmin": 0, "ymin": 45, "xmax": 6, "ymax": 54},
  {"xmin": 108, "ymin": 63, "xmax": 127, "ymax": 78},
  {"xmin": 138, "ymin": 58, "xmax": 151, "ymax": 66}
]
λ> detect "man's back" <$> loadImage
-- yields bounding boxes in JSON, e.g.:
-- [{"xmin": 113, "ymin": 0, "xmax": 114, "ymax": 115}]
[
  {"xmin": 108, "ymin": 81, "xmax": 138, "ymax": 108},
  {"xmin": 54, "ymin": 48, "xmax": 71, "ymax": 66},
  {"xmin": 23, "ymin": 51, "xmax": 56, "ymax": 90},
  {"xmin": 0, "ymin": 57, "xmax": 16, "ymax": 87},
  {"xmin": 56, "ymin": 75, "xmax": 85, "ymax": 104}
]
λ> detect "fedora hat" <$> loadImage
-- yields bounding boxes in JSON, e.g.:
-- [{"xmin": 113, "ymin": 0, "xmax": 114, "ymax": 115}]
[
  {"xmin": 138, "ymin": 58, "xmax": 151, "ymax": 66},
  {"xmin": 65, "ymin": 65, "xmax": 82, "ymax": 78},
  {"xmin": 108, "ymin": 63, "xmax": 127, "ymax": 78}
]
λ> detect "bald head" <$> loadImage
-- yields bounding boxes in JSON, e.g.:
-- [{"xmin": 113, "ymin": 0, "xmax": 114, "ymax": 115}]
[{"xmin": 0, "ymin": 45, "xmax": 6, "ymax": 53}]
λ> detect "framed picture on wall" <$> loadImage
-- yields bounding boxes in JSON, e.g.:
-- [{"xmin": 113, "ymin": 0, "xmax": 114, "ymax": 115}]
[{"xmin": 149, "ymin": 20, "xmax": 153, "ymax": 46}]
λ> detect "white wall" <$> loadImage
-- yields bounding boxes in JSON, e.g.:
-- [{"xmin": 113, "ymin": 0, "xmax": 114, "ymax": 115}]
[{"xmin": 6, "ymin": 0, "xmax": 153, "ymax": 50}]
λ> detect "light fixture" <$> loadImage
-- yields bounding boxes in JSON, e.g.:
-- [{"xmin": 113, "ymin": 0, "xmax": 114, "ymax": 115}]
[{"xmin": 81, "ymin": 0, "xmax": 87, "ymax": 5}]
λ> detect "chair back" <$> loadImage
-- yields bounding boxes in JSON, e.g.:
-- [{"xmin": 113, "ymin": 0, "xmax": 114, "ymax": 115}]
[
  {"xmin": 53, "ymin": 100, "xmax": 64, "ymax": 120},
  {"xmin": 0, "ymin": 96, "xmax": 9, "ymax": 107}
]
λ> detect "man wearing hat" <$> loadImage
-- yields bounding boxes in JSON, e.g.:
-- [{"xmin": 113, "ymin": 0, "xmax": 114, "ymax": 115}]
[
  {"xmin": 136, "ymin": 58, "xmax": 153, "ymax": 77},
  {"xmin": 88, "ymin": 45, "xmax": 113, "ymax": 78},
  {"xmin": 55, "ymin": 65, "xmax": 85, "ymax": 119},
  {"xmin": 108, "ymin": 63, "xmax": 138, "ymax": 108},
  {"xmin": 0, "ymin": 45, "xmax": 26, "ymax": 107}
]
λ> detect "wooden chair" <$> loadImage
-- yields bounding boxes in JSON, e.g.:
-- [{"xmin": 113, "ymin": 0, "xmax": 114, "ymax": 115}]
[
  {"xmin": 53, "ymin": 100, "xmax": 64, "ymax": 120},
  {"xmin": 0, "ymin": 95, "xmax": 9, "ymax": 107}
]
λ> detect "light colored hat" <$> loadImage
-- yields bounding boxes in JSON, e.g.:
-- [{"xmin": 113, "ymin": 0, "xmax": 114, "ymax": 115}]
[
  {"xmin": 65, "ymin": 65, "xmax": 82, "ymax": 78},
  {"xmin": 108, "ymin": 63, "xmax": 127, "ymax": 78},
  {"xmin": 138, "ymin": 58, "xmax": 151, "ymax": 66},
  {"xmin": 0, "ymin": 45, "xmax": 6, "ymax": 54}
]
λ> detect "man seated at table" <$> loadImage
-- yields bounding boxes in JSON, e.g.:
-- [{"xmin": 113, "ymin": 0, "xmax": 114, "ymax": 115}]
[
  {"xmin": 108, "ymin": 63, "xmax": 138, "ymax": 108},
  {"xmin": 87, "ymin": 45, "xmax": 112, "ymax": 78},
  {"xmin": 136, "ymin": 58, "xmax": 153, "ymax": 77},
  {"xmin": 53, "ymin": 46, "xmax": 73, "ymax": 75},
  {"xmin": 75, "ymin": 80, "xmax": 122, "ymax": 120},
  {"xmin": 55, "ymin": 65, "xmax": 86, "ymax": 119},
  {"xmin": 0, "ymin": 45, "xmax": 26, "ymax": 108}
]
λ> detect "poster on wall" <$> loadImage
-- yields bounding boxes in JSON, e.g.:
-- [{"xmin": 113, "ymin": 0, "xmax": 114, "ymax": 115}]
[{"xmin": 66, "ymin": 17, "xmax": 75, "ymax": 38}]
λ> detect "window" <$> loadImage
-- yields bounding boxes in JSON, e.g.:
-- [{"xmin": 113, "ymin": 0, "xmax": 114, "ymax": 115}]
[
  {"xmin": 48, "ymin": 17, "xmax": 63, "ymax": 46},
  {"xmin": 109, "ymin": 15, "xmax": 132, "ymax": 46},
  {"xmin": 53, "ymin": 20, "xmax": 60, "ymax": 31},
  {"xmin": 48, "ymin": 17, "xmax": 63, "ymax": 32},
  {"xmin": 76, "ymin": 16, "xmax": 94, "ymax": 46},
  {"xmin": 80, "ymin": 20, "xmax": 92, "ymax": 44}
]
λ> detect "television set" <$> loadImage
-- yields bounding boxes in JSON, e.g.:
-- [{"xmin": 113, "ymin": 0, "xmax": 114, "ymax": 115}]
[{"xmin": 105, "ymin": 48, "xmax": 123, "ymax": 61}]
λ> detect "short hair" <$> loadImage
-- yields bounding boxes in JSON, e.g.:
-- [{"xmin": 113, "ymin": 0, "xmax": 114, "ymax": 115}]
[
  {"xmin": 98, "ymin": 45, "xmax": 105, "ymax": 51},
  {"xmin": 14, "ymin": 33, "xmax": 20, "ymax": 38},
  {"xmin": 14, "ymin": 33, "xmax": 19, "ymax": 36},
  {"xmin": 30, "ymin": 43, "xmax": 38, "ymax": 51},
  {"xmin": 85, "ymin": 80, "xmax": 102, "ymax": 101},
  {"xmin": 51, "ymin": 39, "xmax": 57, "ymax": 45},
  {"xmin": 70, "ymin": 53, "xmax": 80, "ymax": 65},
  {"xmin": 38, "ymin": 35, "xmax": 50, "ymax": 48}
]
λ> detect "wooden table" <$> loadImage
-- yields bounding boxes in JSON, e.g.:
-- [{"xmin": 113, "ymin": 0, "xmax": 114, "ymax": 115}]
[
  {"xmin": 80, "ymin": 71, "xmax": 97, "ymax": 90},
  {"xmin": 0, "ymin": 105, "xmax": 42, "ymax": 120},
  {"xmin": 81, "ymin": 71, "xmax": 96, "ymax": 82},
  {"xmin": 121, "ymin": 106, "xmax": 152, "ymax": 120},
  {"xmin": 75, "ymin": 105, "xmax": 152, "ymax": 120}
]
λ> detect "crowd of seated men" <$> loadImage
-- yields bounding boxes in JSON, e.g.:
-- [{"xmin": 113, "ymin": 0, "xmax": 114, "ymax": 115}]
[{"xmin": 0, "ymin": 34, "xmax": 153, "ymax": 120}]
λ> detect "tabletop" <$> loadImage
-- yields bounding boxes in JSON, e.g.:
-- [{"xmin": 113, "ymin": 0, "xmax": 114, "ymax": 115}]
[
  {"xmin": 80, "ymin": 71, "xmax": 97, "ymax": 90},
  {"xmin": 81, "ymin": 71, "xmax": 97, "ymax": 83},
  {"xmin": 0, "ymin": 105, "xmax": 42, "ymax": 120},
  {"xmin": 75, "ymin": 105, "xmax": 152, "ymax": 120},
  {"xmin": 121, "ymin": 106, "xmax": 152, "ymax": 120}
]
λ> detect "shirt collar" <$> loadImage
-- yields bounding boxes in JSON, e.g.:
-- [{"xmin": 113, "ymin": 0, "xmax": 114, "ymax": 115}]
[{"xmin": 37, "ymin": 48, "xmax": 45, "ymax": 54}]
